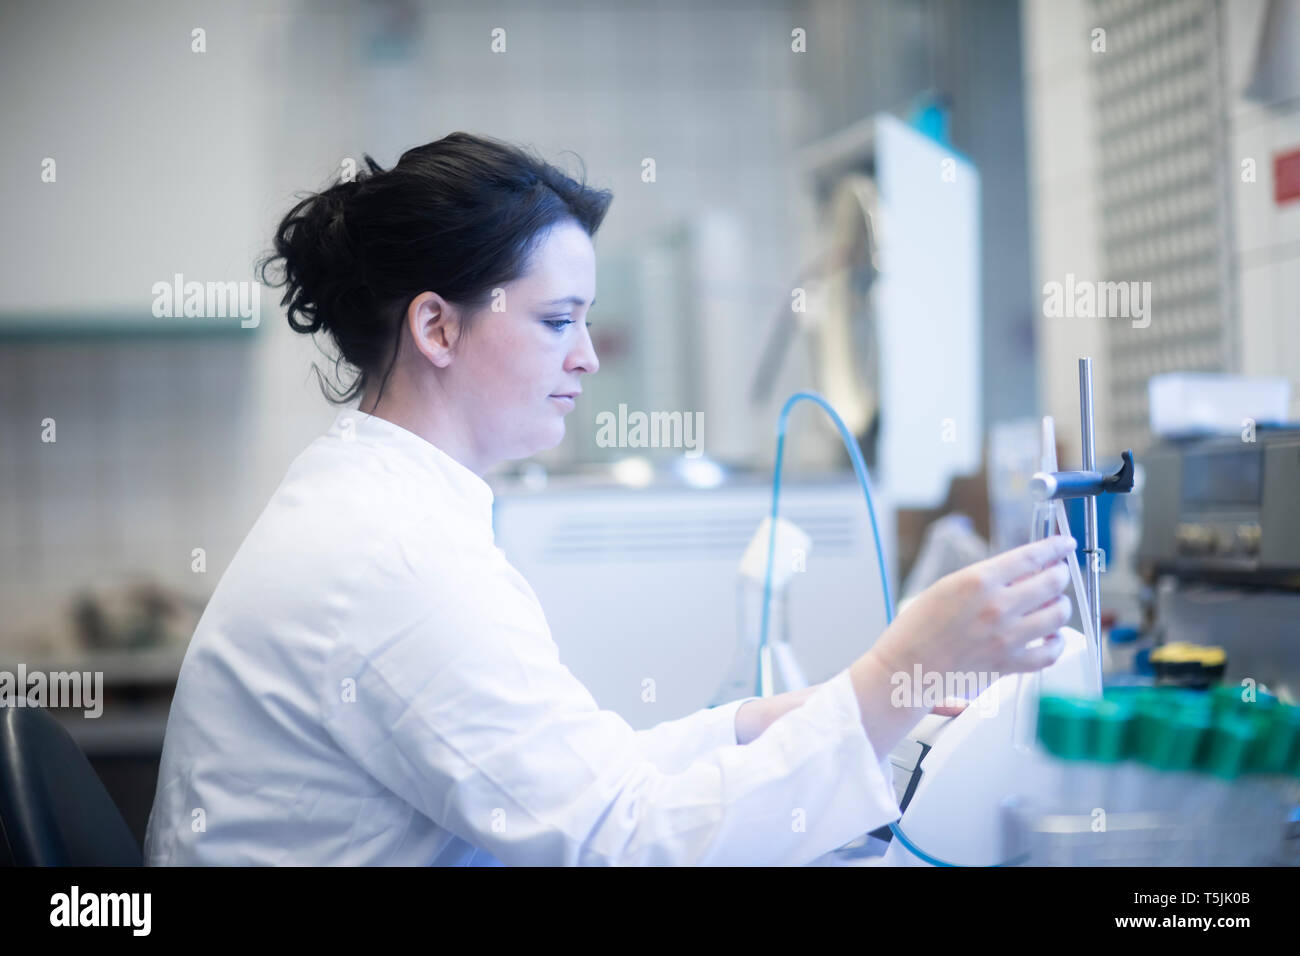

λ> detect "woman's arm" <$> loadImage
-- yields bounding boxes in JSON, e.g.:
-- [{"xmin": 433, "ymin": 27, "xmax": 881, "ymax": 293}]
[
  {"xmin": 734, "ymin": 686, "xmax": 821, "ymax": 745},
  {"xmin": 740, "ymin": 536, "xmax": 1077, "ymax": 755}
]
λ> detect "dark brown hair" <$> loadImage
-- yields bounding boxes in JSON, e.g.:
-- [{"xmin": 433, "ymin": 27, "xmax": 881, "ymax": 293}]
[{"xmin": 257, "ymin": 132, "xmax": 613, "ymax": 405}]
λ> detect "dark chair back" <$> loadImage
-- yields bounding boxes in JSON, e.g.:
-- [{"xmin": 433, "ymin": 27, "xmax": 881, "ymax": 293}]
[{"xmin": 0, "ymin": 702, "xmax": 141, "ymax": 865}]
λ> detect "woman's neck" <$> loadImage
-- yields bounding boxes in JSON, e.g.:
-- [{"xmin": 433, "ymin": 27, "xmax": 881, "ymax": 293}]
[{"xmin": 359, "ymin": 380, "xmax": 488, "ymax": 476}]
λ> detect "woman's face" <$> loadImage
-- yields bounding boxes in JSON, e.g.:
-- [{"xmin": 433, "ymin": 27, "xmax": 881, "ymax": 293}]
[{"xmin": 444, "ymin": 220, "xmax": 599, "ymax": 468}]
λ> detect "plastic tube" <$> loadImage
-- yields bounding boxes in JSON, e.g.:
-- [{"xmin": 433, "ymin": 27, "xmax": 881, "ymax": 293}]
[
  {"xmin": 1012, "ymin": 502, "xmax": 1061, "ymax": 753},
  {"xmin": 756, "ymin": 392, "xmax": 892, "ymax": 697},
  {"xmin": 1054, "ymin": 497, "xmax": 1102, "ymax": 695}
]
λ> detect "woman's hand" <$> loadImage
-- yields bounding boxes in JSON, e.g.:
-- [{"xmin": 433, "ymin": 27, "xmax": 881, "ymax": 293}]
[
  {"xmin": 846, "ymin": 534, "xmax": 1076, "ymax": 758},
  {"xmin": 871, "ymin": 534, "xmax": 1076, "ymax": 679}
]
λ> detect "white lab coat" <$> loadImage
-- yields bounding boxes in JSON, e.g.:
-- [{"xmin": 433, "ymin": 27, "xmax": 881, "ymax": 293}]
[{"xmin": 144, "ymin": 409, "xmax": 900, "ymax": 865}]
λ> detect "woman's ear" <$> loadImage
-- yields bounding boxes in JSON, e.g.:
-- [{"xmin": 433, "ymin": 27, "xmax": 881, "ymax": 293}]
[{"xmin": 406, "ymin": 292, "xmax": 461, "ymax": 369}]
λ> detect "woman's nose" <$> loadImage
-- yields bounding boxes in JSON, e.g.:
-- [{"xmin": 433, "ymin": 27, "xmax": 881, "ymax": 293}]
[{"xmin": 568, "ymin": 325, "xmax": 599, "ymax": 375}]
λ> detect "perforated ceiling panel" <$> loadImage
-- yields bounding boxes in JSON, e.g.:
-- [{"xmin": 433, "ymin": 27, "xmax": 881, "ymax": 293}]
[{"xmin": 1089, "ymin": 0, "xmax": 1236, "ymax": 453}]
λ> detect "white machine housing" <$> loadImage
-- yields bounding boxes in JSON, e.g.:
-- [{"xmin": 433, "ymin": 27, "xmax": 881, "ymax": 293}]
[
  {"xmin": 882, "ymin": 626, "xmax": 1099, "ymax": 867},
  {"xmin": 493, "ymin": 477, "xmax": 897, "ymax": 727}
]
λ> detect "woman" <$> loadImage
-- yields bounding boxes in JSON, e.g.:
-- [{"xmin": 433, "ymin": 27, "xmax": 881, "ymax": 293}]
[{"xmin": 144, "ymin": 132, "xmax": 1075, "ymax": 866}]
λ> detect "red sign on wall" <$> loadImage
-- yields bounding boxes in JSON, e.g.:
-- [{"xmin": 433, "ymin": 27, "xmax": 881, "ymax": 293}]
[{"xmin": 1276, "ymin": 147, "xmax": 1300, "ymax": 204}]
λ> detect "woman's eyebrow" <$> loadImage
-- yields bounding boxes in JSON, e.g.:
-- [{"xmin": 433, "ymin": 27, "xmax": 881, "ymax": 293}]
[{"xmin": 540, "ymin": 296, "xmax": 594, "ymax": 308}]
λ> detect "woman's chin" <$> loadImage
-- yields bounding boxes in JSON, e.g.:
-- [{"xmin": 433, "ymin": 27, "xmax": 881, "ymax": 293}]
[{"xmin": 525, "ymin": 420, "xmax": 566, "ymax": 456}]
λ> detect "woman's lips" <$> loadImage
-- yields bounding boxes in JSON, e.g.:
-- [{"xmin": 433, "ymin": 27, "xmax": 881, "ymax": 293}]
[{"xmin": 549, "ymin": 394, "xmax": 576, "ymax": 409}]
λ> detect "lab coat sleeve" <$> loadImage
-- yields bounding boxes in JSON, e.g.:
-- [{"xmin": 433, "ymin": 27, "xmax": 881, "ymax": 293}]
[
  {"xmin": 630, "ymin": 697, "xmax": 756, "ymax": 772},
  {"xmin": 635, "ymin": 695, "xmax": 896, "ymax": 787},
  {"xmin": 319, "ymin": 533, "xmax": 901, "ymax": 865}
]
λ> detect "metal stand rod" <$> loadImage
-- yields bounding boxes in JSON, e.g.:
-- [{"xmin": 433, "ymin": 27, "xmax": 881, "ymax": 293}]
[{"xmin": 1078, "ymin": 358, "xmax": 1102, "ymax": 676}]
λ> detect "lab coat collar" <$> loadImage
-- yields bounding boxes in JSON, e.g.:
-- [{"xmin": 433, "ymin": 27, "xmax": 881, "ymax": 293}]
[{"xmin": 328, "ymin": 409, "xmax": 494, "ymax": 529}]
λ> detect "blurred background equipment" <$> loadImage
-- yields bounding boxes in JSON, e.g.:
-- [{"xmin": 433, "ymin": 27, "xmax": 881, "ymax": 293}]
[
  {"xmin": 1148, "ymin": 372, "xmax": 1291, "ymax": 438},
  {"xmin": 757, "ymin": 111, "xmax": 983, "ymax": 508},
  {"xmin": 1137, "ymin": 425, "xmax": 1300, "ymax": 701},
  {"xmin": 1140, "ymin": 428, "xmax": 1300, "ymax": 585},
  {"xmin": 722, "ymin": 515, "xmax": 815, "ymax": 703},
  {"xmin": 1004, "ymin": 686, "xmax": 1300, "ymax": 866}
]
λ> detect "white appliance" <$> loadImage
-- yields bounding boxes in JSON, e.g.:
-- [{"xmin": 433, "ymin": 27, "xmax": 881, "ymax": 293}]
[
  {"xmin": 795, "ymin": 114, "xmax": 983, "ymax": 508},
  {"xmin": 882, "ymin": 626, "xmax": 1098, "ymax": 867},
  {"xmin": 493, "ymin": 477, "xmax": 896, "ymax": 729}
]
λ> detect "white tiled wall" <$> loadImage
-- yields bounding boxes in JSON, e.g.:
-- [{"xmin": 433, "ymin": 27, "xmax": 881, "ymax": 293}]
[{"xmin": 0, "ymin": 338, "xmax": 283, "ymax": 647}]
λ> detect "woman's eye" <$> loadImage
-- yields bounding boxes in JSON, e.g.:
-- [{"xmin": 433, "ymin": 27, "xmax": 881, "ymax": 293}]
[{"xmin": 543, "ymin": 317, "xmax": 574, "ymax": 331}]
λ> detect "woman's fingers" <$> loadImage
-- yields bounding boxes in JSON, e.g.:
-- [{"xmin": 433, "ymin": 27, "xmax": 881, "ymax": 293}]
[
  {"xmin": 1001, "ymin": 559, "xmax": 1071, "ymax": 618},
  {"xmin": 1005, "ymin": 630, "xmax": 1068, "ymax": 672},
  {"xmin": 985, "ymin": 535, "xmax": 1076, "ymax": 587},
  {"xmin": 1004, "ymin": 593, "xmax": 1073, "ymax": 648}
]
